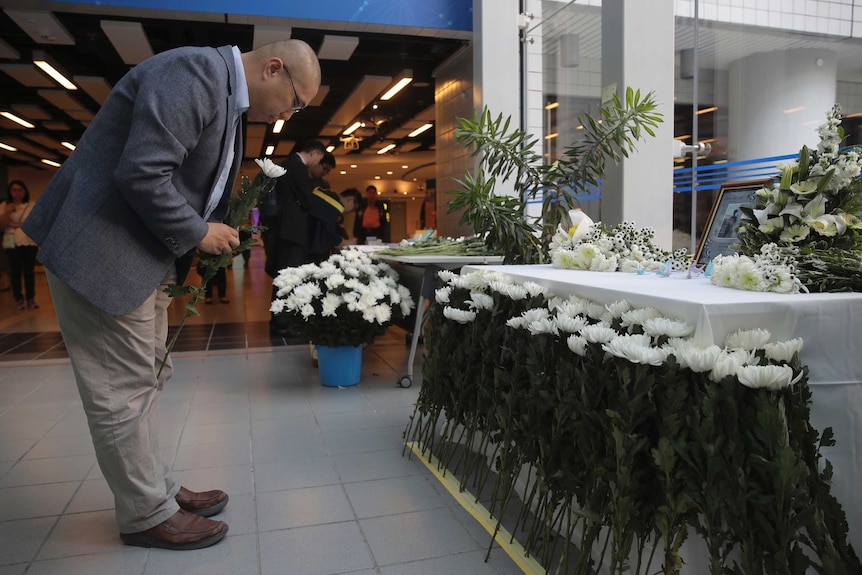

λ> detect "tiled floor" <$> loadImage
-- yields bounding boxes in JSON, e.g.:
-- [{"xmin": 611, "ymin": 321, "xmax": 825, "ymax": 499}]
[{"xmin": 0, "ymin": 249, "xmax": 521, "ymax": 575}]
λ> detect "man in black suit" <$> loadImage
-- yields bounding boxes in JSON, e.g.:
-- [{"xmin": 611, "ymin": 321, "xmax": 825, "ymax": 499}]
[{"xmin": 267, "ymin": 139, "xmax": 325, "ymax": 336}]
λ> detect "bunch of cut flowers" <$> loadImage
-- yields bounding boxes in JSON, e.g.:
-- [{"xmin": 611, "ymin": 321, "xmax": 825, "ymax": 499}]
[
  {"xmin": 734, "ymin": 104, "xmax": 862, "ymax": 292},
  {"xmin": 549, "ymin": 209, "xmax": 689, "ymax": 273},
  {"xmin": 270, "ymin": 249, "xmax": 414, "ymax": 347}
]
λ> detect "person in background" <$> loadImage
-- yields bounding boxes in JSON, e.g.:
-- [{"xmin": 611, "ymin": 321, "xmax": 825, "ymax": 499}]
[
  {"xmin": 0, "ymin": 180, "xmax": 39, "ymax": 310},
  {"xmin": 267, "ymin": 139, "xmax": 325, "ymax": 338},
  {"xmin": 23, "ymin": 40, "xmax": 320, "ymax": 551},
  {"xmin": 338, "ymin": 188, "xmax": 361, "ymax": 245},
  {"xmin": 306, "ymin": 152, "xmax": 343, "ymax": 263},
  {"xmin": 355, "ymin": 185, "xmax": 391, "ymax": 244}
]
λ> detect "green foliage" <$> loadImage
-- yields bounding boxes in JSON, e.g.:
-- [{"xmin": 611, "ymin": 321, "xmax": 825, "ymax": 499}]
[{"xmin": 450, "ymin": 87, "xmax": 662, "ymax": 263}]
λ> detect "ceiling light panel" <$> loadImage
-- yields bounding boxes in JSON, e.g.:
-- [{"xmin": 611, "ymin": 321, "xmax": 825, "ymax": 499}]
[
  {"xmin": 100, "ymin": 20, "xmax": 153, "ymax": 65},
  {"xmin": 5, "ymin": 10, "xmax": 76, "ymax": 45},
  {"xmin": 318, "ymin": 35, "xmax": 359, "ymax": 60},
  {"xmin": 33, "ymin": 51, "xmax": 77, "ymax": 90}
]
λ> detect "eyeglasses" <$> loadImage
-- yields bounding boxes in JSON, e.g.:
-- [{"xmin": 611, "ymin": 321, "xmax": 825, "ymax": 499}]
[{"xmin": 284, "ymin": 65, "xmax": 306, "ymax": 114}]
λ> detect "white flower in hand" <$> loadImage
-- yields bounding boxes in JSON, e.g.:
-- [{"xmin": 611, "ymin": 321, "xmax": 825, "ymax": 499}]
[{"xmin": 254, "ymin": 157, "xmax": 287, "ymax": 178}]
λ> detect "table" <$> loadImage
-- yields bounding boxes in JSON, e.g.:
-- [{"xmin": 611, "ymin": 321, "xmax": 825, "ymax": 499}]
[
  {"xmin": 374, "ymin": 254, "xmax": 504, "ymax": 387},
  {"xmin": 463, "ymin": 264, "xmax": 862, "ymax": 556}
]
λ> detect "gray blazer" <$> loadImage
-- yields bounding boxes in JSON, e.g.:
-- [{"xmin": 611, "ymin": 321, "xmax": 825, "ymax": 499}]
[{"xmin": 24, "ymin": 45, "xmax": 243, "ymax": 316}]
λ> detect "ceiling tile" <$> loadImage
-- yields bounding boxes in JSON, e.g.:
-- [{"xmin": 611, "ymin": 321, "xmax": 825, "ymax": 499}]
[
  {"xmin": 0, "ymin": 63, "xmax": 55, "ymax": 88},
  {"xmin": 74, "ymin": 75, "xmax": 113, "ymax": 105},
  {"xmin": 11, "ymin": 103, "xmax": 52, "ymax": 120},
  {"xmin": 37, "ymin": 89, "xmax": 87, "ymax": 111},
  {"xmin": 4, "ymin": 9, "xmax": 76, "ymax": 45},
  {"xmin": 0, "ymin": 37, "xmax": 20, "ymax": 59},
  {"xmin": 318, "ymin": 35, "xmax": 359, "ymax": 61},
  {"xmin": 252, "ymin": 24, "xmax": 292, "ymax": 49},
  {"xmin": 100, "ymin": 20, "xmax": 153, "ymax": 65}
]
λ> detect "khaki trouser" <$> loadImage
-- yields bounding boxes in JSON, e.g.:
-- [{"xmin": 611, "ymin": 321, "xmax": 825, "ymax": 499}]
[{"xmin": 46, "ymin": 269, "xmax": 180, "ymax": 533}]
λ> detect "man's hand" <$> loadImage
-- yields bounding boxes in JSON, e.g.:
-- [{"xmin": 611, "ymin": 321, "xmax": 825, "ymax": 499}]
[{"xmin": 197, "ymin": 222, "xmax": 240, "ymax": 255}]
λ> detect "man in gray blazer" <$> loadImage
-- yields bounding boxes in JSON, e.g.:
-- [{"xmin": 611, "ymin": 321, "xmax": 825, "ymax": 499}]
[{"xmin": 24, "ymin": 39, "xmax": 320, "ymax": 550}]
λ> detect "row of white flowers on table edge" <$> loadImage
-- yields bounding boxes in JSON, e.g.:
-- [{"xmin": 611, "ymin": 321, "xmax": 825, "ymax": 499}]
[{"xmin": 435, "ymin": 268, "xmax": 804, "ymax": 391}]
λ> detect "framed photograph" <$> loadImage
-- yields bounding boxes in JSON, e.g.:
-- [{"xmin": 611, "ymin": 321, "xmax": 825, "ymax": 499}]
[{"xmin": 694, "ymin": 178, "xmax": 773, "ymax": 266}]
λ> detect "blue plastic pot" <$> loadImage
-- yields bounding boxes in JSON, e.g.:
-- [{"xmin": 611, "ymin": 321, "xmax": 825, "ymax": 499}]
[{"xmin": 316, "ymin": 345, "xmax": 363, "ymax": 387}]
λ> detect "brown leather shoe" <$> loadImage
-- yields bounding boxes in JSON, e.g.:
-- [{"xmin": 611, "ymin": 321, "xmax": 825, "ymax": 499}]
[
  {"xmin": 120, "ymin": 509, "xmax": 227, "ymax": 550},
  {"xmin": 175, "ymin": 486, "xmax": 229, "ymax": 517}
]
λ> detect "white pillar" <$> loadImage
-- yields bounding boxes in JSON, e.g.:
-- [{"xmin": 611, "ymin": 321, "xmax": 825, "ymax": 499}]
[
  {"xmin": 473, "ymin": 0, "xmax": 521, "ymax": 199},
  {"xmin": 600, "ymin": 0, "xmax": 675, "ymax": 248},
  {"xmin": 728, "ymin": 49, "xmax": 837, "ymax": 161}
]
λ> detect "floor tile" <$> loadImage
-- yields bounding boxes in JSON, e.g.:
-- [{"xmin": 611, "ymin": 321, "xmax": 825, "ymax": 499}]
[
  {"xmin": 143, "ymin": 533, "xmax": 258, "ymax": 575},
  {"xmin": 378, "ymin": 549, "xmax": 506, "ymax": 575},
  {"xmin": 0, "ymin": 438, "xmax": 37, "ymax": 462},
  {"xmin": 344, "ymin": 475, "xmax": 449, "ymax": 519},
  {"xmin": 65, "ymin": 478, "xmax": 114, "ymax": 514},
  {"xmin": 25, "ymin": 548, "xmax": 148, "ymax": 575},
  {"xmin": 254, "ymin": 456, "xmax": 340, "ymax": 493},
  {"xmin": 173, "ymin": 438, "xmax": 252, "ymax": 470},
  {"xmin": 37, "ymin": 510, "xmax": 120, "ymax": 560},
  {"xmin": 0, "ymin": 454, "xmax": 96, "ymax": 488},
  {"xmin": 214, "ymin": 492, "xmax": 257, "ymax": 536},
  {"xmin": 360, "ymin": 507, "xmax": 481, "ymax": 566},
  {"xmin": 173, "ymin": 464, "xmax": 256, "ymax": 497},
  {"xmin": 333, "ymin": 448, "xmax": 425, "ymax": 483},
  {"xmin": 23, "ymin": 434, "xmax": 95, "ymax": 460},
  {"xmin": 256, "ymin": 485, "xmax": 355, "ymax": 532},
  {"xmin": 0, "ymin": 517, "xmax": 57, "ymax": 565},
  {"xmin": 0, "ymin": 481, "xmax": 78, "ymax": 521},
  {"xmin": 259, "ymin": 522, "xmax": 374, "ymax": 575}
]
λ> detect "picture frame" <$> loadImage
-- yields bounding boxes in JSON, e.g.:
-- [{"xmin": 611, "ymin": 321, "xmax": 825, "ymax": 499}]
[{"xmin": 694, "ymin": 177, "xmax": 773, "ymax": 266}]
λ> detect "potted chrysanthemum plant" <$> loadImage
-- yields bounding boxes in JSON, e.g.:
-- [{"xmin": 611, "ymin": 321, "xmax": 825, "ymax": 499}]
[{"xmin": 270, "ymin": 249, "xmax": 415, "ymax": 386}]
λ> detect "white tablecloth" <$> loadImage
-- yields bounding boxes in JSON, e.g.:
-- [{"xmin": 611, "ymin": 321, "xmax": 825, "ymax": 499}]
[{"xmin": 463, "ymin": 264, "xmax": 862, "ymax": 553}]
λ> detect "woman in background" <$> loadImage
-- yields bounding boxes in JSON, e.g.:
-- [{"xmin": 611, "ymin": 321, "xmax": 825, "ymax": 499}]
[{"xmin": 0, "ymin": 180, "xmax": 39, "ymax": 310}]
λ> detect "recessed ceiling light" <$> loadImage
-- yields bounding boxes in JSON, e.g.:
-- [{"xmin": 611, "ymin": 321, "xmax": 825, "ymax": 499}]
[
  {"xmin": 401, "ymin": 165, "xmax": 408, "ymax": 169},
  {"xmin": 61, "ymin": 141, "xmax": 75, "ymax": 150},
  {"xmin": 340, "ymin": 170, "xmax": 346, "ymax": 174},
  {"xmin": 0, "ymin": 142, "xmax": 17, "ymax": 151},
  {"xmin": 386, "ymin": 171, "xmax": 393, "ymax": 175},
  {"xmin": 1, "ymin": 111, "xmax": 35, "ymax": 128},
  {"xmin": 41, "ymin": 158, "xmax": 61, "ymax": 167},
  {"xmin": 374, "ymin": 175, "xmax": 381, "ymax": 180},
  {"xmin": 350, "ymin": 164, "xmax": 357, "ymax": 168}
]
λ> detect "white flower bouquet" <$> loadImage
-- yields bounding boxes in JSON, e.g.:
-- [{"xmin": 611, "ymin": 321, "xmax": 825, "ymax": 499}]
[
  {"xmin": 735, "ymin": 104, "xmax": 862, "ymax": 292},
  {"xmin": 270, "ymin": 249, "xmax": 414, "ymax": 347},
  {"xmin": 549, "ymin": 209, "xmax": 688, "ymax": 272}
]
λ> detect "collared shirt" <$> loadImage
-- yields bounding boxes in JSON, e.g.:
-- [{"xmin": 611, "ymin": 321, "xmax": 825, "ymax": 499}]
[{"xmin": 203, "ymin": 46, "xmax": 250, "ymax": 221}]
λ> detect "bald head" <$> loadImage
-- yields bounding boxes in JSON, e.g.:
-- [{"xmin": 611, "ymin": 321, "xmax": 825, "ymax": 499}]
[{"xmin": 241, "ymin": 39, "xmax": 321, "ymax": 124}]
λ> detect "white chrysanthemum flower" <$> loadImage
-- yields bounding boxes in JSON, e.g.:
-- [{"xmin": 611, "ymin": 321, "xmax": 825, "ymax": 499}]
[
  {"xmin": 522, "ymin": 281, "xmax": 548, "ymax": 298},
  {"xmin": 567, "ymin": 334, "xmax": 588, "ymax": 356},
  {"xmin": 551, "ymin": 249, "xmax": 581, "ymax": 270},
  {"xmin": 270, "ymin": 300, "xmax": 286, "ymax": 313},
  {"xmin": 674, "ymin": 344, "xmax": 722, "ymax": 373},
  {"xmin": 642, "ymin": 317, "xmax": 694, "ymax": 338},
  {"xmin": 605, "ymin": 300, "xmax": 632, "ymax": 319},
  {"xmin": 620, "ymin": 307, "xmax": 663, "ymax": 328},
  {"xmin": 254, "ymin": 157, "xmax": 287, "ymax": 178},
  {"xmin": 724, "ymin": 328, "xmax": 771, "ymax": 351},
  {"xmin": 580, "ymin": 323, "xmax": 618, "ymax": 344},
  {"xmin": 602, "ymin": 334, "xmax": 668, "ymax": 366},
  {"xmin": 586, "ymin": 302, "xmax": 607, "ymax": 321},
  {"xmin": 468, "ymin": 292, "xmax": 495, "ymax": 311},
  {"xmin": 764, "ymin": 338, "xmax": 803, "ymax": 363},
  {"xmin": 434, "ymin": 286, "xmax": 452, "ymax": 304},
  {"xmin": 709, "ymin": 352, "xmax": 746, "ymax": 382},
  {"xmin": 554, "ymin": 314, "xmax": 587, "ymax": 334},
  {"xmin": 320, "ymin": 293, "xmax": 341, "ymax": 317},
  {"xmin": 443, "ymin": 306, "xmax": 477, "ymax": 324},
  {"xmin": 736, "ymin": 364, "xmax": 803, "ymax": 391},
  {"xmin": 528, "ymin": 318, "xmax": 558, "ymax": 336},
  {"xmin": 300, "ymin": 303, "xmax": 315, "ymax": 318},
  {"xmin": 373, "ymin": 304, "xmax": 391, "ymax": 324},
  {"xmin": 556, "ymin": 298, "xmax": 590, "ymax": 318}
]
